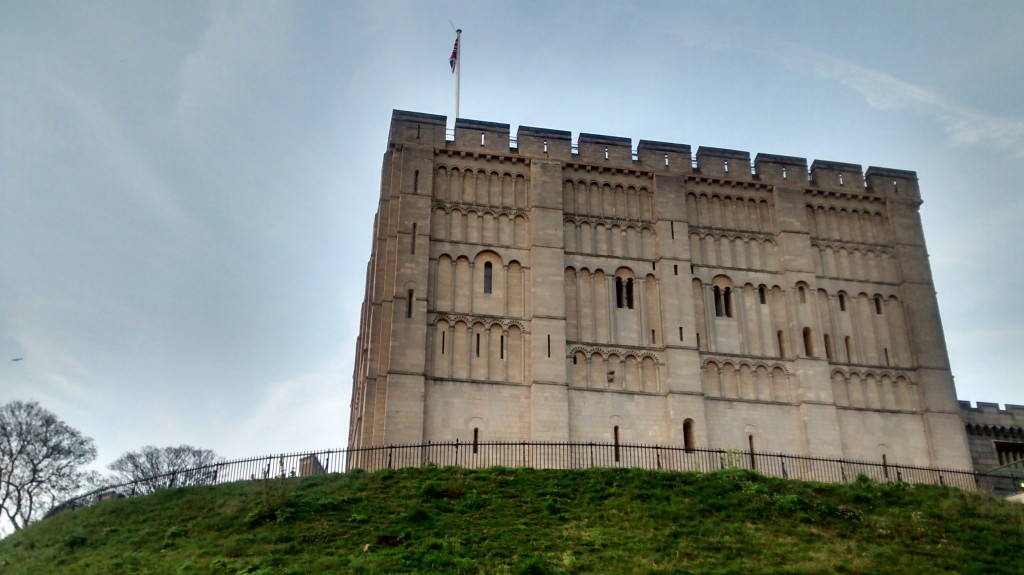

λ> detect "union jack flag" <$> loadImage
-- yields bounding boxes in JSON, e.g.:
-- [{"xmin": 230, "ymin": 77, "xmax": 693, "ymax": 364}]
[{"xmin": 449, "ymin": 37, "xmax": 458, "ymax": 73}]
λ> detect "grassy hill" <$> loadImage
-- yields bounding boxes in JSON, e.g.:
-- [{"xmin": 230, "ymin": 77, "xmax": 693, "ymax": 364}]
[{"xmin": 1, "ymin": 466, "xmax": 1021, "ymax": 574}]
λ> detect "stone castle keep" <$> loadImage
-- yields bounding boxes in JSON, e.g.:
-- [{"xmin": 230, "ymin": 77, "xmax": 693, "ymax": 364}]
[{"xmin": 348, "ymin": 109, "xmax": 977, "ymax": 471}]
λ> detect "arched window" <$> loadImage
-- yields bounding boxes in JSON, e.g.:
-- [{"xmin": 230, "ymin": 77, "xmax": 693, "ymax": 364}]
[
  {"xmin": 798, "ymin": 285, "xmax": 807, "ymax": 303},
  {"xmin": 758, "ymin": 285, "xmax": 767, "ymax": 305},
  {"xmin": 615, "ymin": 277, "xmax": 625, "ymax": 308},
  {"xmin": 824, "ymin": 334, "xmax": 834, "ymax": 361},
  {"xmin": 626, "ymin": 278, "xmax": 635, "ymax": 309},
  {"xmin": 473, "ymin": 428, "xmax": 479, "ymax": 454},
  {"xmin": 714, "ymin": 286, "xmax": 723, "ymax": 317},
  {"xmin": 483, "ymin": 262, "xmax": 493, "ymax": 294},
  {"xmin": 802, "ymin": 327, "xmax": 815, "ymax": 357},
  {"xmin": 613, "ymin": 425, "xmax": 621, "ymax": 462},
  {"xmin": 777, "ymin": 330, "xmax": 786, "ymax": 358},
  {"xmin": 845, "ymin": 336, "xmax": 854, "ymax": 363},
  {"xmin": 874, "ymin": 295, "xmax": 883, "ymax": 315},
  {"xmin": 839, "ymin": 293, "xmax": 847, "ymax": 311},
  {"xmin": 723, "ymin": 287, "xmax": 733, "ymax": 317}
]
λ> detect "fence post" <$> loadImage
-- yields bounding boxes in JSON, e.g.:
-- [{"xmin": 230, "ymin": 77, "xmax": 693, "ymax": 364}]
[
  {"xmin": 781, "ymin": 458, "xmax": 788, "ymax": 479},
  {"xmin": 387, "ymin": 445, "xmax": 393, "ymax": 469},
  {"xmin": 455, "ymin": 438, "xmax": 460, "ymax": 467},
  {"xmin": 589, "ymin": 442, "xmax": 594, "ymax": 468}
]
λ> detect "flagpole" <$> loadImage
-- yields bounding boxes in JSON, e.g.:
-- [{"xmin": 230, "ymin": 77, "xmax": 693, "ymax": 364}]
[{"xmin": 454, "ymin": 29, "xmax": 462, "ymax": 120}]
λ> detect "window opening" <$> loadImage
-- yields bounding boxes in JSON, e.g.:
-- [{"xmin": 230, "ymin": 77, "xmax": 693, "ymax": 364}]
[
  {"xmin": 652, "ymin": 261, "xmax": 656, "ymax": 270},
  {"xmin": 411, "ymin": 223, "xmax": 417, "ymax": 254},
  {"xmin": 483, "ymin": 262, "xmax": 493, "ymax": 294},
  {"xmin": 714, "ymin": 286, "xmax": 723, "ymax": 317},
  {"xmin": 413, "ymin": 170, "xmax": 419, "ymax": 193},
  {"xmin": 475, "ymin": 333, "xmax": 480, "ymax": 357},
  {"xmin": 613, "ymin": 426, "xmax": 621, "ymax": 462},
  {"xmin": 406, "ymin": 290, "xmax": 414, "ymax": 318},
  {"xmin": 480, "ymin": 132, "xmax": 486, "ymax": 146},
  {"xmin": 782, "ymin": 166, "xmax": 788, "ymax": 180},
  {"xmin": 884, "ymin": 347, "xmax": 890, "ymax": 366},
  {"xmin": 798, "ymin": 286, "xmax": 807, "ymax": 303},
  {"xmin": 500, "ymin": 335, "xmax": 505, "ymax": 359},
  {"xmin": 824, "ymin": 334, "xmax": 834, "ymax": 362},
  {"xmin": 543, "ymin": 140, "xmax": 548, "ymax": 153},
  {"xmin": 651, "ymin": 330, "xmax": 656, "ymax": 344},
  {"xmin": 696, "ymin": 333, "xmax": 701, "ymax": 350},
  {"xmin": 664, "ymin": 153, "xmax": 669, "ymax": 166},
  {"xmin": 572, "ymin": 355, "xmax": 577, "ymax": 365},
  {"xmin": 416, "ymin": 124, "xmax": 421, "ymax": 139},
  {"xmin": 626, "ymin": 278, "xmax": 635, "ymax": 309},
  {"xmin": 845, "ymin": 336, "xmax": 853, "ymax": 363},
  {"xmin": 748, "ymin": 435, "xmax": 756, "ymax": 469},
  {"xmin": 673, "ymin": 264, "xmax": 678, "ymax": 276},
  {"xmin": 838, "ymin": 173, "xmax": 844, "ymax": 186},
  {"xmin": 670, "ymin": 221, "xmax": 675, "ymax": 239},
  {"xmin": 615, "ymin": 277, "xmax": 625, "ymax": 308},
  {"xmin": 777, "ymin": 330, "xmax": 786, "ymax": 358},
  {"xmin": 683, "ymin": 419, "xmax": 695, "ymax": 451},
  {"xmin": 441, "ymin": 331, "xmax": 446, "ymax": 354},
  {"xmin": 839, "ymin": 293, "xmax": 847, "ymax": 311},
  {"xmin": 803, "ymin": 327, "xmax": 814, "ymax": 357},
  {"xmin": 679, "ymin": 326, "xmax": 684, "ymax": 341},
  {"xmin": 547, "ymin": 334, "xmax": 551, "ymax": 357},
  {"xmin": 604, "ymin": 147, "xmax": 609, "ymax": 160},
  {"xmin": 758, "ymin": 285, "xmax": 766, "ymax": 304},
  {"xmin": 724, "ymin": 160, "xmax": 730, "ymax": 173},
  {"xmin": 724, "ymin": 287, "xmax": 733, "ymax": 317},
  {"xmin": 874, "ymin": 296, "xmax": 882, "ymax": 314},
  {"xmin": 473, "ymin": 428, "xmax": 479, "ymax": 453}
]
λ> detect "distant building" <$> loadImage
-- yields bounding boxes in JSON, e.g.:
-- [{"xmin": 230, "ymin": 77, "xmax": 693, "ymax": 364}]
[
  {"xmin": 960, "ymin": 401, "xmax": 1024, "ymax": 472},
  {"xmin": 347, "ymin": 109, "xmax": 973, "ymax": 471}
]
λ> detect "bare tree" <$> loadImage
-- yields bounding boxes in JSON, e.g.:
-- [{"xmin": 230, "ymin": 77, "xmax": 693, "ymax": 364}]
[
  {"xmin": 108, "ymin": 445, "xmax": 222, "ymax": 494},
  {"xmin": 0, "ymin": 400, "xmax": 97, "ymax": 532}
]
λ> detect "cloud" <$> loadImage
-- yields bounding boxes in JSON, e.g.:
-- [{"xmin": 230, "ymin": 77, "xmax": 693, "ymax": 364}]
[{"xmin": 774, "ymin": 43, "xmax": 1024, "ymax": 156}]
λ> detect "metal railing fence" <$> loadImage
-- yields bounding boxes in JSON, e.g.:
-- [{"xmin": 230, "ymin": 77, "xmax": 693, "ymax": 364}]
[{"xmin": 48, "ymin": 441, "xmax": 1023, "ymax": 517}]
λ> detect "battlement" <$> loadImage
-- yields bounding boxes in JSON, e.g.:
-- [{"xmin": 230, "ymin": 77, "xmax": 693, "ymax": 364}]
[
  {"xmin": 960, "ymin": 401, "xmax": 1024, "ymax": 417},
  {"xmin": 387, "ymin": 110, "xmax": 920, "ymax": 198}
]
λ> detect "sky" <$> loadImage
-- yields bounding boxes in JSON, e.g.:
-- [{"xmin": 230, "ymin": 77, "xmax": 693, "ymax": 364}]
[{"xmin": 2, "ymin": 0, "xmax": 1023, "ymax": 473}]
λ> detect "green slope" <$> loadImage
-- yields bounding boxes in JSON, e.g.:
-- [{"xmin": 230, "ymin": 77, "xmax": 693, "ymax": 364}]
[{"xmin": 1, "ymin": 467, "xmax": 1021, "ymax": 574}]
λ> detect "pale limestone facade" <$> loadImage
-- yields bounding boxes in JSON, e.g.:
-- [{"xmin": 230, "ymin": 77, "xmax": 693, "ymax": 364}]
[{"xmin": 347, "ymin": 110, "xmax": 974, "ymax": 470}]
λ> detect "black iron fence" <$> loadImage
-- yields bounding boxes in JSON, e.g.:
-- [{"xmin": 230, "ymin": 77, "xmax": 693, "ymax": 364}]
[{"xmin": 49, "ymin": 441, "xmax": 1023, "ymax": 517}]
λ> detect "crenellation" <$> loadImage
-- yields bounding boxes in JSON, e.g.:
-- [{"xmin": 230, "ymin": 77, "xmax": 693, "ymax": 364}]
[
  {"xmin": 517, "ymin": 125, "xmax": 572, "ymax": 161},
  {"xmin": 696, "ymin": 147, "xmax": 752, "ymax": 181},
  {"xmin": 576, "ymin": 133, "xmax": 633, "ymax": 165},
  {"xmin": 636, "ymin": 140, "xmax": 691, "ymax": 172},
  {"xmin": 865, "ymin": 166, "xmax": 920, "ymax": 200},
  {"xmin": 754, "ymin": 153, "xmax": 808, "ymax": 185},
  {"xmin": 452, "ymin": 117, "xmax": 513, "ymax": 153},
  {"xmin": 810, "ymin": 160, "xmax": 865, "ymax": 190},
  {"xmin": 390, "ymin": 110, "xmax": 448, "ymax": 147}
]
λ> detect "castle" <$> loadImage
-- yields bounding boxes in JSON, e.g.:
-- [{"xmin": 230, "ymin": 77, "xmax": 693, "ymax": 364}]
[{"xmin": 348, "ymin": 109, "xmax": 985, "ymax": 472}]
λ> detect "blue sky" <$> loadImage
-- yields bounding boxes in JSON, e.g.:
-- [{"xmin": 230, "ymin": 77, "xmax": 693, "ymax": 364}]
[{"xmin": 2, "ymin": 0, "xmax": 1023, "ymax": 469}]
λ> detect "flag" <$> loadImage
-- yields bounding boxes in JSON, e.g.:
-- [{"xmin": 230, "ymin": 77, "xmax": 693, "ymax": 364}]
[{"xmin": 449, "ymin": 37, "xmax": 458, "ymax": 73}]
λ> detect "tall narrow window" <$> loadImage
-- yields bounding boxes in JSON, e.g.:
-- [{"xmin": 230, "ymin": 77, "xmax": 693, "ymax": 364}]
[
  {"xmin": 473, "ymin": 428, "xmax": 479, "ymax": 454},
  {"xmin": 475, "ymin": 333, "xmax": 480, "ymax": 357},
  {"xmin": 838, "ymin": 173, "xmax": 844, "ymax": 186},
  {"xmin": 483, "ymin": 262, "xmax": 493, "ymax": 294},
  {"xmin": 626, "ymin": 278, "xmax": 635, "ymax": 309},
  {"xmin": 500, "ymin": 335, "xmax": 505, "ymax": 359},
  {"xmin": 714, "ymin": 286, "xmax": 723, "ymax": 317},
  {"xmin": 845, "ymin": 336, "xmax": 853, "ymax": 363},
  {"xmin": 683, "ymin": 418, "xmax": 695, "ymax": 452},
  {"xmin": 839, "ymin": 293, "xmax": 847, "ymax": 311},
  {"xmin": 884, "ymin": 347, "xmax": 890, "ymax": 366},
  {"xmin": 651, "ymin": 330, "xmax": 656, "ymax": 344},
  {"xmin": 777, "ymin": 330, "xmax": 786, "ymax": 358},
  {"xmin": 413, "ymin": 170, "xmax": 419, "ymax": 193},
  {"xmin": 874, "ymin": 296, "xmax": 882, "ymax": 314},
  {"xmin": 613, "ymin": 426, "xmax": 621, "ymax": 462},
  {"xmin": 543, "ymin": 140, "xmax": 548, "ymax": 153},
  {"xmin": 824, "ymin": 334, "xmax": 834, "ymax": 362},
  {"xmin": 406, "ymin": 290, "xmax": 414, "ymax": 318},
  {"xmin": 679, "ymin": 326, "xmax": 684, "ymax": 341},
  {"xmin": 724, "ymin": 287, "xmax": 733, "ymax": 317},
  {"xmin": 782, "ymin": 166, "xmax": 788, "ymax": 180},
  {"xmin": 441, "ymin": 331, "xmax": 446, "ymax": 354},
  {"xmin": 547, "ymin": 334, "xmax": 551, "ymax": 357},
  {"xmin": 615, "ymin": 277, "xmax": 625, "ymax": 308},
  {"xmin": 798, "ymin": 286, "xmax": 807, "ymax": 303},
  {"xmin": 758, "ymin": 285, "xmax": 766, "ymax": 304},
  {"xmin": 411, "ymin": 223, "xmax": 417, "ymax": 254},
  {"xmin": 802, "ymin": 327, "xmax": 814, "ymax": 357},
  {"xmin": 724, "ymin": 160, "xmax": 730, "ymax": 173},
  {"xmin": 696, "ymin": 333, "xmax": 701, "ymax": 350},
  {"xmin": 670, "ymin": 221, "xmax": 675, "ymax": 239},
  {"xmin": 748, "ymin": 435, "xmax": 756, "ymax": 469},
  {"xmin": 664, "ymin": 153, "xmax": 669, "ymax": 166},
  {"xmin": 673, "ymin": 264, "xmax": 679, "ymax": 275}
]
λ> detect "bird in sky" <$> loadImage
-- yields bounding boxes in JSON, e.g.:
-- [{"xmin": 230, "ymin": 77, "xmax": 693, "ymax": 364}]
[{"xmin": 12, "ymin": 358, "xmax": 23, "ymax": 362}]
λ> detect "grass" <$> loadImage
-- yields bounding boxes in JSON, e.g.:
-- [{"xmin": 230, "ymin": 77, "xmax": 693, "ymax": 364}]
[{"xmin": 1, "ymin": 466, "xmax": 1022, "ymax": 574}]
